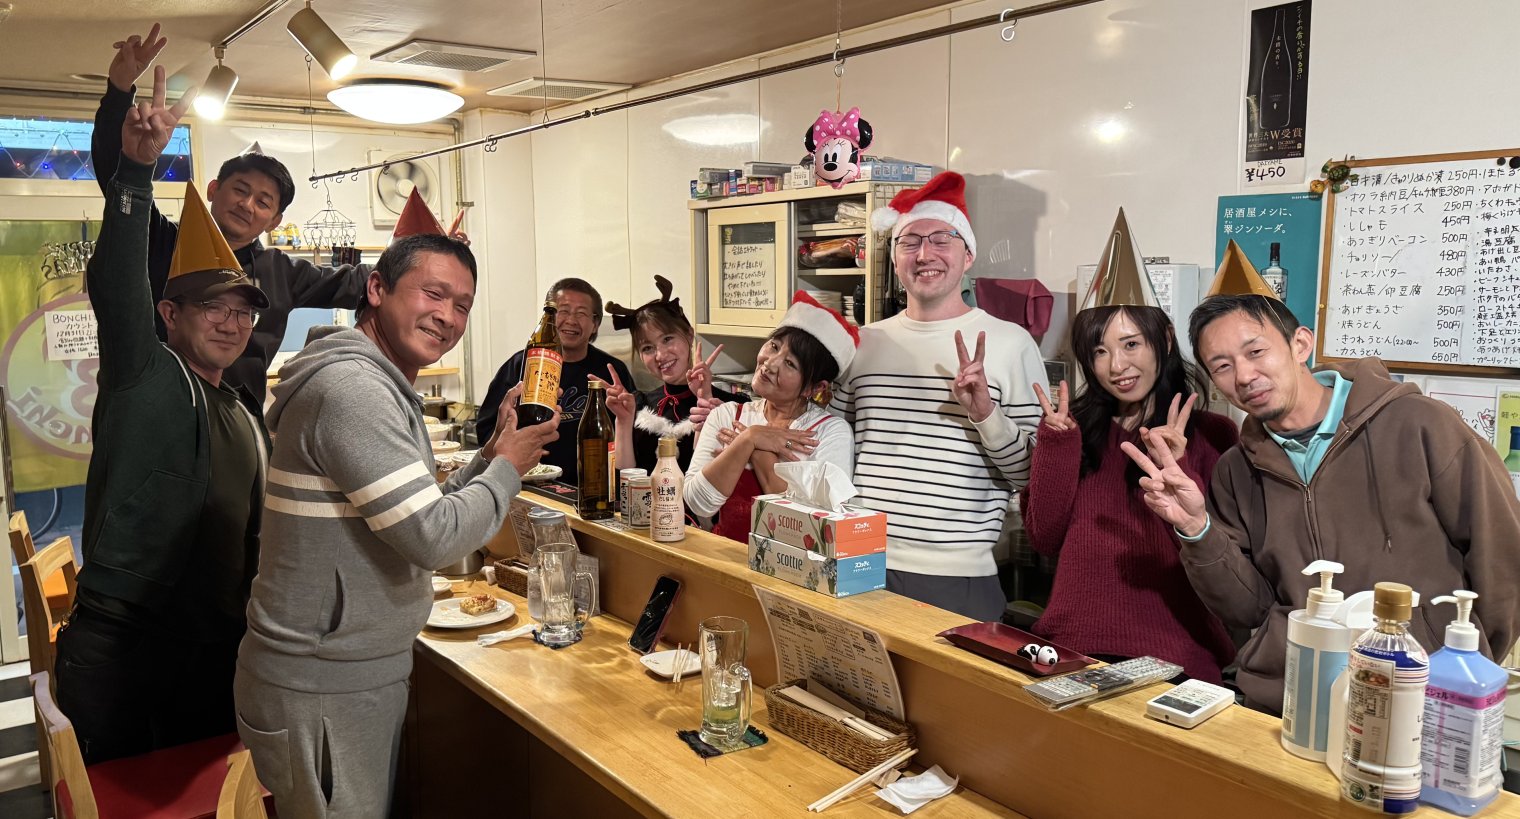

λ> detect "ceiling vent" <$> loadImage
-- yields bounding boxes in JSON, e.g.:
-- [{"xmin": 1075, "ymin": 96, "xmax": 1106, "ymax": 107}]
[
  {"xmin": 371, "ymin": 40, "xmax": 535, "ymax": 73},
  {"xmin": 487, "ymin": 77, "xmax": 631, "ymax": 102}
]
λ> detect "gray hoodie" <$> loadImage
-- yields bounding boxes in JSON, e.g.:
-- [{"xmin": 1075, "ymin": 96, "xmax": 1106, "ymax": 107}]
[{"xmin": 238, "ymin": 328, "xmax": 517, "ymax": 693}]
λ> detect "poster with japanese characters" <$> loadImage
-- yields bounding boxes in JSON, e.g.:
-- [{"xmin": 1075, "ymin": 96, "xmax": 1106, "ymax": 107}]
[
  {"xmin": 1215, "ymin": 192, "xmax": 1323, "ymax": 331},
  {"xmin": 753, "ymin": 585, "xmax": 904, "ymax": 720},
  {"xmin": 1243, "ymin": 1, "xmax": 1311, "ymax": 186}
]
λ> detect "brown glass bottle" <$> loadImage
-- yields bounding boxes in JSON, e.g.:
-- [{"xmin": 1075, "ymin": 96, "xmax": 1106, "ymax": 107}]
[
  {"xmin": 518, "ymin": 301, "xmax": 562, "ymax": 428},
  {"xmin": 577, "ymin": 380, "xmax": 614, "ymax": 519}
]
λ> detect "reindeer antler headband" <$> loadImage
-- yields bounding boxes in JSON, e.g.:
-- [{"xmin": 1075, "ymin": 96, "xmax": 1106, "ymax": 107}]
[{"xmin": 606, "ymin": 275, "xmax": 685, "ymax": 332}]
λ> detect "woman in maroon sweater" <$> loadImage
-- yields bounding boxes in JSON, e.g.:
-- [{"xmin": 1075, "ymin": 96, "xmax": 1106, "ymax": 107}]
[{"xmin": 1021, "ymin": 305, "xmax": 1238, "ymax": 682}]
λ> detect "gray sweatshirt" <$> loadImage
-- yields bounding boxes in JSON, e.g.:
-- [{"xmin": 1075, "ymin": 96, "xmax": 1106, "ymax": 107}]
[{"xmin": 238, "ymin": 328, "xmax": 518, "ymax": 693}]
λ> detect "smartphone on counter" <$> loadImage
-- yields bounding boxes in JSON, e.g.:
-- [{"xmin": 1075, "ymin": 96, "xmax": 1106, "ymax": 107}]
[{"xmin": 628, "ymin": 575, "xmax": 682, "ymax": 655}]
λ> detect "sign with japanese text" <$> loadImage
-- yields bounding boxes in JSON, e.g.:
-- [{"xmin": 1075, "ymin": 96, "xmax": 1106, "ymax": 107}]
[
  {"xmin": 1243, "ymin": 1, "xmax": 1311, "ymax": 186},
  {"xmin": 720, "ymin": 223, "xmax": 777, "ymax": 310},
  {"xmin": 43, "ymin": 308, "xmax": 99, "ymax": 361},
  {"xmin": 1215, "ymin": 192, "xmax": 1323, "ymax": 330}
]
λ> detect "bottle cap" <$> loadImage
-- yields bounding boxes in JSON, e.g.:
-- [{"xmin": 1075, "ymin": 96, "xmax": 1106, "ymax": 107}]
[
  {"xmin": 588, "ymin": 380, "xmax": 605, "ymax": 391},
  {"xmin": 1432, "ymin": 590, "xmax": 1480, "ymax": 651},
  {"xmin": 657, "ymin": 436, "xmax": 678, "ymax": 457},
  {"xmin": 1372, "ymin": 582, "xmax": 1413, "ymax": 621}
]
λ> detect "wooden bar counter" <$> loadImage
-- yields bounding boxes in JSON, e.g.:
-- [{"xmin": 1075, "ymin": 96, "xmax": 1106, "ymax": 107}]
[{"xmin": 408, "ymin": 494, "xmax": 1520, "ymax": 819}]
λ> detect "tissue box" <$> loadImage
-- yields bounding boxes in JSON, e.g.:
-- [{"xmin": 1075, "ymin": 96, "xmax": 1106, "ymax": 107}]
[
  {"xmin": 749, "ymin": 533, "xmax": 886, "ymax": 598},
  {"xmin": 749, "ymin": 494, "xmax": 886, "ymax": 559}
]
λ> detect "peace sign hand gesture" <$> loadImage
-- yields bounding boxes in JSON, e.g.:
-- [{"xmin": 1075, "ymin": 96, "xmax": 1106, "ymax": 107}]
[
  {"xmin": 109, "ymin": 23, "xmax": 168, "ymax": 93},
  {"xmin": 1138, "ymin": 393, "xmax": 1197, "ymax": 464},
  {"xmin": 686, "ymin": 340, "xmax": 725, "ymax": 402},
  {"xmin": 122, "ymin": 66, "xmax": 196, "ymax": 166},
  {"xmin": 1119, "ymin": 434, "xmax": 1209, "ymax": 537},
  {"xmin": 592, "ymin": 364, "xmax": 635, "ymax": 423},
  {"xmin": 1034, "ymin": 381, "xmax": 1074, "ymax": 432},
  {"xmin": 951, "ymin": 330, "xmax": 994, "ymax": 423}
]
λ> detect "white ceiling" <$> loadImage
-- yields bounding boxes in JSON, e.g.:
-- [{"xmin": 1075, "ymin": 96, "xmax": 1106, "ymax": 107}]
[{"xmin": 0, "ymin": 0, "xmax": 954, "ymax": 113}]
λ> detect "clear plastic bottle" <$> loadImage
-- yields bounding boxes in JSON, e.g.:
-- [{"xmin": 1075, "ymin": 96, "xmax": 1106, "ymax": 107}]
[{"xmin": 1340, "ymin": 582, "xmax": 1428, "ymax": 814}]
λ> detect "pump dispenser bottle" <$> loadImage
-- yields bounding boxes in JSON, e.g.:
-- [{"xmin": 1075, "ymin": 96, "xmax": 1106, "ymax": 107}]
[
  {"xmin": 1420, "ymin": 591, "xmax": 1507, "ymax": 815},
  {"xmin": 1283, "ymin": 560, "xmax": 1350, "ymax": 761}
]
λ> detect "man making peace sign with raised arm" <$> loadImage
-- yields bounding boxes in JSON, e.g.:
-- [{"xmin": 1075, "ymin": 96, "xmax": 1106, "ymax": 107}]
[{"xmin": 830, "ymin": 172, "xmax": 1047, "ymax": 621}]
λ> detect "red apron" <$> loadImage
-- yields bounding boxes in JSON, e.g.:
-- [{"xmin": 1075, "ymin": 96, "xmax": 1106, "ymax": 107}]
[{"xmin": 712, "ymin": 415, "xmax": 831, "ymax": 543}]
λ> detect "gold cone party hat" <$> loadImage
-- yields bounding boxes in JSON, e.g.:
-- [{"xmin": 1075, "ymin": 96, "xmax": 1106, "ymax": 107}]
[
  {"xmin": 1206, "ymin": 239, "xmax": 1277, "ymax": 298},
  {"xmin": 163, "ymin": 182, "xmax": 268, "ymax": 307},
  {"xmin": 391, "ymin": 188, "xmax": 446, "ymax": 240},
  {"xmin": 1079, "ymin": 208, "xmax": 1159, "ymax": 310}
]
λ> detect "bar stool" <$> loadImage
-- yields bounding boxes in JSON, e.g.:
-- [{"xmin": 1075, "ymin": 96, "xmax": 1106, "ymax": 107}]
[
  {"xmin": 20, "ymin": 533, "xmax": 78, "ymax": 788},
  {"xmin": 9, "ymin": 510, "xmax": 71, "ymax": 615}
]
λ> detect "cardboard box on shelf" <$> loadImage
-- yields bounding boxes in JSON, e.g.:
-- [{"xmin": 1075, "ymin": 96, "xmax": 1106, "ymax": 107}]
[
  {"xmin": 748, "ymin": 533, "xmax": 886, "ymax": 598},
  {"xmin": 750, "ymin": 494, "xmax": 886, "ymax": 559}
]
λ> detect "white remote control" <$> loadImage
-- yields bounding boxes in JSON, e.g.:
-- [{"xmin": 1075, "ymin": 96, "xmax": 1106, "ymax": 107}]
[{"xmin": 1144, "ymin": 679, "xmax": 1235, "ymax": 728}]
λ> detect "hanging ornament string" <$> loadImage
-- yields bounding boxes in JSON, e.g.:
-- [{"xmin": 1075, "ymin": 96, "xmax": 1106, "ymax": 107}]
[{"xmin": 833, "ymin": 0, "xmax": 846, "ymax": 112}]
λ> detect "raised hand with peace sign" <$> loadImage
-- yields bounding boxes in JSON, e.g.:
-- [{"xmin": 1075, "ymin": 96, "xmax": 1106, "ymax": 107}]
[
  {"xmin": 1033, "ymin": 380, "xmax": 1075, "ymax": 432},
  {"xmin": 1119, "ymin": 435, "xmax": 1209, "ymax": 537},
  {"xmin": 109, "ymin": 23, "xmax": 169, "ymax": 93},
  {"xmin": 1138, "ymin": 392, "xmax": 1197, "ymax": 464},
  {"xmin": 951, "ymin": 330, "xmax": 994, "ymax": 422},
  {"xmin": 123, "ymin": 65, "xmax": 196, "ymax": 166},
  {"xmin": 685, "ymin": 340, "xmax": 725, "ymax": 402},
  {"xmin": 593, "ymin": 364, "xmax": 635, "ymax": 423}
]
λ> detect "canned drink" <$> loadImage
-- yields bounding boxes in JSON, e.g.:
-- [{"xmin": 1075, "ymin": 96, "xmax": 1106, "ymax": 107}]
[
  {"xmin": 619, "ymin": 468, "xmax": 648, "ymax": 518},
  {"xmin": 627, "ymin": 476, "xmax": 653, "ymax": 529}
]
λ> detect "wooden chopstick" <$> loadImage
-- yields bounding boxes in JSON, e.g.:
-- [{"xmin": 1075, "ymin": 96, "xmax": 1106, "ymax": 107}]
[{"xmin": 807, "ymin": 747, "xmax": 917, "ymax": 812}]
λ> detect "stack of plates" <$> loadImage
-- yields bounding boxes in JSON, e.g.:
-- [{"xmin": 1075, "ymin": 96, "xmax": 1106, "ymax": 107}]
[
  {"xmin": 810, "ymin": 290, "xmax": 843, "ymax": 313},
  {"xmin": 841, "ymin": 294, "xmax": 858, "ymax": 326}
]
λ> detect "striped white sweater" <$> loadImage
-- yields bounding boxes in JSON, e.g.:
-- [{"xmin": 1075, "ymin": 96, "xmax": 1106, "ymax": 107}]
[
  {"xmin": 240, "ymin": 329, "xmax": 518, "ymax": 693},
  {"xmin": 829, "ymin": 309, "xmax": 1045, "ymax": 577}
]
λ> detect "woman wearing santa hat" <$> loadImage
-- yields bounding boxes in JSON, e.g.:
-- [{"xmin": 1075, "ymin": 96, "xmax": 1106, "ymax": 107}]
[{"xmin": 684, "ymin": 292, "xmax": 859, "ymax": 543}]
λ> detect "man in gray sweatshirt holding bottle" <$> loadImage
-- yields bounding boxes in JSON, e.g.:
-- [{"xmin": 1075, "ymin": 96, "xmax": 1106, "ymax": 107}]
[{"xmin": 235, "ymin": 229, "xmax": 558, "ymax": 817}]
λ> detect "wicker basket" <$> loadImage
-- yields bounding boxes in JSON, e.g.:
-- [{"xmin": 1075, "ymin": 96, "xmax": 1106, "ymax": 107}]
[
  {"xmin": 763, "ymin": 679, "xmax": 915, "ymax": 773},
  {"xmin": 493, "ymin": 559, "xmax": 530, "ymax": 597}
]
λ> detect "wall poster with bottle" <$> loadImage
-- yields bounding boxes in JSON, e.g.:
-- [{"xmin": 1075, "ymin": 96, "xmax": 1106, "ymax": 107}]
[
  {"xmin": 1242, "ymin": 0, "xmax": 1312, "ymax": 187},
  {"xmin": 1214, "ymin": 192, "xmax": 1322, "ymax": 332}
]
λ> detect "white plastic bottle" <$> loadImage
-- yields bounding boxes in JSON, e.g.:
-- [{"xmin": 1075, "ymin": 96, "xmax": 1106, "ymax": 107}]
[
  {"xmin": 1420, "ymin": 591, "xmax": 1507, "ymax": 815},
  {"xmin": 1282, "ymin": 560, "xmax": 1350, "ymax": 761},
  {"xmin": 1340, "ymin": 582, "xmax": 1428, "ymax": 814},
  {"xmin": 651, "ymin": 436, "xmax": 686, "ymax": 542}
]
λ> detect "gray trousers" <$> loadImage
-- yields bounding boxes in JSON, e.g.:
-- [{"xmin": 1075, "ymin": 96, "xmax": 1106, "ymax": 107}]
[
  {"xmin": 886, "ymin": 569, "xmax": 1006, "ymax": 622},
  {"xmin": 233, "ymin": 665, "xmax": 408, "ymax": 819}
]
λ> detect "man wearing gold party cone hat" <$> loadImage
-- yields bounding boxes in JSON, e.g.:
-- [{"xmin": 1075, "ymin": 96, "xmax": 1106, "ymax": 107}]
[
  {"xmin": 1121, "ymin": 242, "xmax": 1520, "ymax": 714},
  {"xmin": 55, "ymin": 67, "xmax": 272, "ymax": 765}
]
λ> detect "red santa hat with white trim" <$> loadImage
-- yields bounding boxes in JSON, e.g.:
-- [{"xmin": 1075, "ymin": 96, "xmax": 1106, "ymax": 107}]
[
  {"xmin": 777, "ymin": 291, "xmax": 860, "ymax": 376},
  {"xmin": 869, "ymin": 170, "xmax": 976, "ymax": 256}
]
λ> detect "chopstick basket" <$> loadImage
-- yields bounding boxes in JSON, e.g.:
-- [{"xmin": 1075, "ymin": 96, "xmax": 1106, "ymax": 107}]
[
  {"xmin": 763, "ymin": 678, "xmax": 915, "ymax": 773},
  {"xmin": 493, "ymin": 558, "xmax": 530, "ymax": 597}
]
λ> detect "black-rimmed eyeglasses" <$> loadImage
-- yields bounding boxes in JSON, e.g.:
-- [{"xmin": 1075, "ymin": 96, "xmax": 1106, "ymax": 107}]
[
  {"xmin": 194, "ymin": 300, "xmax": 260, "ymax": 329},
  {"xmin": 893, "ymin": 230, "xmax": 964, "ymax": 254}
]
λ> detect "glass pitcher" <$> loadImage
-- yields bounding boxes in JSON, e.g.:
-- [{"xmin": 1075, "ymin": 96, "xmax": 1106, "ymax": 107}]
[
  {"xmin": 535, "ymin": 540, "xmax": 597, "ymax": 647},
  {"xmin": 699, "ymin": 616, "xmax": 752, "ymax": 749},
  {"xmin": 525, "ymin": 508, "xmax": 577, "ymax": 620}
]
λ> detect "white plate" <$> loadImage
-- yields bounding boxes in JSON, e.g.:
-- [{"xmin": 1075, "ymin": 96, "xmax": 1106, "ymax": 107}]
[
  {"xmin": 430, "ymin": 575, "xmax": 456, "ymax": 595},
  {"xmin": 522, "ymin": 464, "xmax": 562, "ymax": 483},
  {"xmin": 427, "ymin": 596, "xmax": 516, "ymax": 629},
  {"xmin": 639, "ymin": 648, "xmax": 701, "ymax": 680}
]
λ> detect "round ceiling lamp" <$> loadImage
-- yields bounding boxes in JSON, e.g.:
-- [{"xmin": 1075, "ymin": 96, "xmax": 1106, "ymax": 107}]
[{"xmin": 328, "ymin": 78, "xmax": 463, "ymax": 125}]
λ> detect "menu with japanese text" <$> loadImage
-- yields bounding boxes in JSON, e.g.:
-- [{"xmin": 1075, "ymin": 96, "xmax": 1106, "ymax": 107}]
[
  {"xmin": 754, "ymin": 586, "xmax": 904, "ymax": 720},
  {"xmin": 1322, "ymin": 156, "xmax": 1520, "ymax": 369}
]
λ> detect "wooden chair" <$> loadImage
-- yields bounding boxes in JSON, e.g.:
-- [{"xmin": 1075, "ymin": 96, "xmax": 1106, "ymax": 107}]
[
  {"xmin": 9, "ymin": 510, "xmax": 72, "ymax": 614},
  {"xmin": 30, "ymin": 670, "xmax": 244, "ymax": 819},
  {"xmin": 19, "ymin": 533, "xmax": 78, "ymax": 680},
  {"xmin": 215, "ymin": 750, "xmax": 270, "ymax": 819}
]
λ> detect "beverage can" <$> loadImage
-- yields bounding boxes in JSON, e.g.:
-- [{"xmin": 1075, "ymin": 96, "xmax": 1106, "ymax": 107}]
[
  {"xmin": 628, "ymin": 476, "xmax": 652, "ymax": 529},
  {"xmin": 619, "ymin": 468, "xmax": 647, "ymax": 518}
]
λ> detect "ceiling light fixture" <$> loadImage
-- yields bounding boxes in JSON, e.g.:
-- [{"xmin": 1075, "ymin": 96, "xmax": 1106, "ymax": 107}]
[
  {"xmin": 287, "ymin": 1, "xmax": 357, "ymax": 80},
  {"xmin": 327, "ymin": 78, "xmax": 463, "ymax": 124},
  {"xmin": 194, "ymin": 48, "xmax": 239, "ymax": 120}
]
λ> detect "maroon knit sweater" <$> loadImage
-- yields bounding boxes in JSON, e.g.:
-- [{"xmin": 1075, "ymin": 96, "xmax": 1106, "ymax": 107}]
[{"xmin": 1021, "ymin": 411, "xmax": 1240, "ymax": 682}]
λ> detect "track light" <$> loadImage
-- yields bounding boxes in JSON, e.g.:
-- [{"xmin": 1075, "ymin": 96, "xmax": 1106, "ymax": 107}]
[
  {"xmin": 287, "ymin": 1, "xmax": 358, "ymax": 80},
  {"xmin": 194, "ymin": 48, "xmax": 239, "ymax": 120}
]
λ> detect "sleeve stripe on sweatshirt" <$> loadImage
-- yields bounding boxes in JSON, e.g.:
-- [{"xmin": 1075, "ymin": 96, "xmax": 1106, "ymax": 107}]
[
  {"xmin": 349, "ymin": 461, "xmax": 431, "ymax": 506},
  {"xmin": 266, "ymin": 494, "xmax": 362, "ymax": 518},
  {"xmin": 269, "ymin": 467, "xmax": 339, "ymax": 492},
  {"xmin": 365, "ymin": 483, "xmax": 445, "ymax": 531}
]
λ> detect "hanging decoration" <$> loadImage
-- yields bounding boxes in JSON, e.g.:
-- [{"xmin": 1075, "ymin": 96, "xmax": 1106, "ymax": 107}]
[
  {"xmin": 300, "ymin": 54, "xmax": 356, "ymax": 257},
  {"xmin": 806, "ymin": 0, "xmax": 875, "ymax": 189}
]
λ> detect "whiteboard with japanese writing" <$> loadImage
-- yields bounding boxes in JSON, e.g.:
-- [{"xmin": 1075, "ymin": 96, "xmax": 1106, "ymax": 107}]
[{"xmin": 1318, "ymin": 151, "xmax": 1520, "ymax": 374}]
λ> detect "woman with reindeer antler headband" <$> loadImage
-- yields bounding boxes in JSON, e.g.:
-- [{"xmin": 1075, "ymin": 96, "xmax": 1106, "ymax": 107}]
[{"xmin": 598, "ymin": 275, "xmax": 746, "ymax": 474}]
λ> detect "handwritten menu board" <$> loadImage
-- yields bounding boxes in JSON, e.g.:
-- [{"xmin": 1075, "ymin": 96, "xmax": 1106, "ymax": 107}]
[
  {"xmin": 720, "ymin": 223, "xmax": 777, "ymax": 310},
  {"xmin": 754, "ymin": 586, "xmax": 904, "ymax": 720},
  {"xmin": 1319, "ymin": 152, "xmax": 1520, "ymax": 373}
]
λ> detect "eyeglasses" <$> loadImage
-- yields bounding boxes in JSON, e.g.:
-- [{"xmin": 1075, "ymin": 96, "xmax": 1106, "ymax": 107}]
[
  {"xmin": 194, "ymin": 300, "xmax": 260, "ymax": 329},
  {"xmin": 893, "ymin": 230, "xmax": 964, "ymax": 254}
]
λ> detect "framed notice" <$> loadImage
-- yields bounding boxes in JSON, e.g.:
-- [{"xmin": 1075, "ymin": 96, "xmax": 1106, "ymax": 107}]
[{"xmin": 705, "ymin": 203, "xmax": 790, "ymax": 328}]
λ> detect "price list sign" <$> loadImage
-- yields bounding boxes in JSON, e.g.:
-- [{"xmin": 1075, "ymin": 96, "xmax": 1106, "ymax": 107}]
[
  {"xmin": 754, "ymin": 585, "xmax": 904, "ymax": 720},
  {"xmin": 1322, "ymin": 158, "xmax": 1520, "ymax": 370}
]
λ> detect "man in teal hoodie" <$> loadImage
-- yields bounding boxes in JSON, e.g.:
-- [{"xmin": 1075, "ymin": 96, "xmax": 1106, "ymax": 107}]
[
  {"xmin": 235, "ymin": 226, "xmax": 558, "ymax": 815},
  {"xmin": 55, "ymin": 68, "xmax": 271, "ymax": 764}
]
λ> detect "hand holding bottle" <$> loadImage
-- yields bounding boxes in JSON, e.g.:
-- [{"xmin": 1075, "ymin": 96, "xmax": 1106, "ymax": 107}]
[{"xmin": 488, "ymin": 383, "xmax": 561, "ymax": 477}]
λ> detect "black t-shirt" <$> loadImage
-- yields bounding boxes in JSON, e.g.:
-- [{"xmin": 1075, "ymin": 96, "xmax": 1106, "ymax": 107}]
[
  {"xmin": 630, "ymin": 384, "xmax": 743, "ymax": 474},
  {"xmin": 477, "ymin": 344, "xmax": 635, "ymax": 485}
]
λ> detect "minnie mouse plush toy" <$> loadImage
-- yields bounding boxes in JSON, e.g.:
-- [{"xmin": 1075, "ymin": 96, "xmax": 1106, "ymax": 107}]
[{"xmin": 805, "ymin": 107, "xmax": 873, "ymax": 189}]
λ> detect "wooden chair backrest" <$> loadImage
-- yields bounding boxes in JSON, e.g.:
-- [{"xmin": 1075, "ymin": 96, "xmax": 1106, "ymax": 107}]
[
  {"xmin": 8, "ymin": 509, "xmax": 35, "ymax": 566},
  {"xmin": 216, "ymin": 749, "xmax": 269, "ymax": 819},
  {"xmin": 20, "ymin": 536, "xmax": 77, "ymax": 679},
  {"xmin": 29, "ymin": 670, "xmax": 99, "ymax": 819}
]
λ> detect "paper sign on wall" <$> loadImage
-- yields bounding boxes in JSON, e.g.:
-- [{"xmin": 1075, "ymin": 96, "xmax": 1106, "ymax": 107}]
[
  {"xmin": 1243, "ymin": 1, "xmax": 1312, "ymax": 186},
  {"xmin": 720, "ymin": 223, "xmax": 776, "ymax": 310},
  {"xmin": 1425, "ymin": 378, "xmax": 1498, "ymax": 444},
  {"xmin": 43, "ymin": 308, "xmax": 99, "ymax": 361}
]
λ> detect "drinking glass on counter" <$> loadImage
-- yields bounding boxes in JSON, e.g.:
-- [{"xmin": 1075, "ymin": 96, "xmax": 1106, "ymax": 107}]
[
  {"xmin": 699, "ymin": 616, "xmax": 752, "ymax": 748},
  {"xmin": 535, "ymin": 540, "xmax": 597, "ymax": 647}
]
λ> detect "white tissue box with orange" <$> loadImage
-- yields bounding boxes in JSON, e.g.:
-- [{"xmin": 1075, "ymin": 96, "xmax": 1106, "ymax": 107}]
[
  {"xmin": 748, "ymin": 533, "xmax": 886, "ymax": 598},
  {"xmin": 749, "ymin": 494, "xmax": 886, "ymax": 559}
]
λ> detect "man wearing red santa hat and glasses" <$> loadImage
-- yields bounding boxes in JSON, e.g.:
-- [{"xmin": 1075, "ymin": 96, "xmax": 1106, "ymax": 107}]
[{"xmin": 830, "ymin": 171, "xmax": 1047, "ymax": 621}]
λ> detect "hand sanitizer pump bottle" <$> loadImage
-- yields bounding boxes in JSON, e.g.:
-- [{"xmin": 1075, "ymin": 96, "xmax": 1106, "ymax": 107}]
[
  {"xmin": 1282, "ymin": 560, "xmax": 1350, "ymax": 761},
  {"xmin": 1420, "ymin": 591, "xmax": 1507, "ymax": 816}
]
